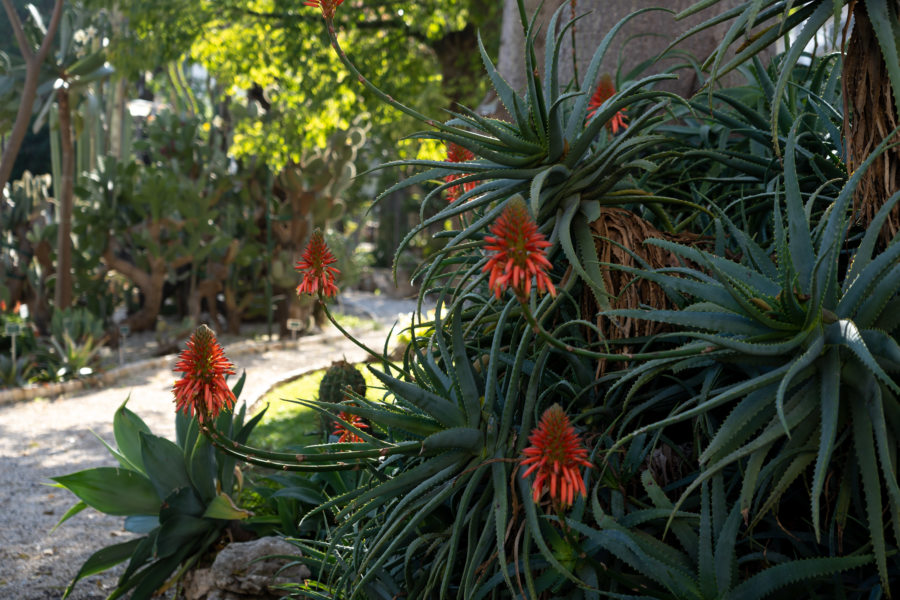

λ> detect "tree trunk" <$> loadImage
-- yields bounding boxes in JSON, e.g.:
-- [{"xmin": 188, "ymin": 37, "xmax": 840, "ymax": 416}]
[
  {"xmin": 0, "ymin": 0, "xmax": 65, "ymax": 191},
  {"xmin": 54, "ymin": 87, "xmax": 75, "ymax": 310},
  {"xmin": 845, "ymin": 2, "xmax": 900, "ymax": 244}
]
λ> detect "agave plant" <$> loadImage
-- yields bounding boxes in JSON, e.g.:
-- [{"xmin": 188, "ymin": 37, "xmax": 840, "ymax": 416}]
[
  {"xmin": 604, "ymin": 127, "xmax": 900, "ymax": 591},
  {"xmin": 52, "ymin": 375, "xmax": 264, "ymax": 600}
]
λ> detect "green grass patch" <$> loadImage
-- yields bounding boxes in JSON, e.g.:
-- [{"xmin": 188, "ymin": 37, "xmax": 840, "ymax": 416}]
[{"xmin": 248, "ymin": 364, "xmax": 383, "ymax": 450}]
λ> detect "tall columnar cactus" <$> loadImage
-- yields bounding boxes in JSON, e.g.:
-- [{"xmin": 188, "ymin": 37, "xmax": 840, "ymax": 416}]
[{"xmin": 267, "ymin": 120, "xmax": 368, "ymax": 332}]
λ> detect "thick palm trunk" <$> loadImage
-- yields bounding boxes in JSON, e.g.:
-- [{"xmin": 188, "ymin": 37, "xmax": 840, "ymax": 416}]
[{"xmin": 845, "ymin": 2, "xmax": 900, "ymax": 243}]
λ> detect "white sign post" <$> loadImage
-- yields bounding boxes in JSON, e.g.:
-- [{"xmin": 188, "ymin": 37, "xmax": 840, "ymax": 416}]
[
  {"xmin": 118, "ymin": 325, "xmax": 130, "ymax": 365},
  {"xmin": 4, "ymin": 322, "xmax": 23, "ymax": 371},
  {"xmin": 286, "ymin": 319, "xmax": 303, "ymax": 342}
]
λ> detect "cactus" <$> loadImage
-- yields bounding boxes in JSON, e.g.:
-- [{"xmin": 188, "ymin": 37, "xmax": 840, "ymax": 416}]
[{"xmin": 318, "ymin": 360, "xmax": 366, "ymax": 404}]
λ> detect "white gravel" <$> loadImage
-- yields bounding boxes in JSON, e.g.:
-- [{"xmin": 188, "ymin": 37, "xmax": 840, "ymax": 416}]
[{"xmin": 0, "ymin": 293, "xmax": 418, "ymax": 600}]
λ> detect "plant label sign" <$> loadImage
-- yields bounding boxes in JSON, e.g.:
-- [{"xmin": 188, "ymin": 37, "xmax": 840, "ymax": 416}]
[
  {"xmin": 286, "ymin": 318, "xmax": 303, "ymax": 341},
  {"xmin": 4, "ymin": 322, "xmax": 22, "ymax": 336}
]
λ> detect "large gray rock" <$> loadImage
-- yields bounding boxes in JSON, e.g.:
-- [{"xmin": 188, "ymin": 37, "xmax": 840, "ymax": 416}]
[{"xmin": 183, "ymin": 537, "xmax": 311, "ymax": 600}]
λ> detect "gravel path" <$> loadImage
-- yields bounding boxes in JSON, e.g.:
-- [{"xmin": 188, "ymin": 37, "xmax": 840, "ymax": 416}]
[{"xmin": 0, "ymin": 293, "xmax": 417, "ymax": 600}]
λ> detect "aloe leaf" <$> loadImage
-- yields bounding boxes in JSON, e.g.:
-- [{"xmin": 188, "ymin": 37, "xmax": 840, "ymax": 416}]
[
  {"xmin": 518, "ymin": 475, "xmax": 586, "ymax": 588},
  {"xmin": 559, "ymin": 196, "xmax": 611, "ymax": 310},
  {"xmin": 567, "ymin": 519, "xmax": 697, "ymax": 595},
  {"xmin": 369, "ymin": 366, "xmax": 465, "ymax": 428},
  {"xmin": 422, "ymin": 427, "xmax": 483, "ymax": 452},
  {"xmin": 679, "ymin": 330, "xmax": 807, "ymax": 356},
  {"xmin": 853, "ymin": 262, "xmax": 900, "ymax": 329},
  {"xmin": 770, "ymin": 1, "xmax": 834, "ymax": 151},
  {"xmin": 298, "ymin": 398, "xmax": 441, "ymax": 437},
  {"xmin": 713, "ymin": 500, "xmax": 744, "ymax": 594},
  {"xmin": 139, "ymin": 432, "xmax": 193, "ymax": 501},
  {"xmin": 728, "ymin": 554, "xmax": 874, "ymax": 600},
  {"xmin": 699, "ymin": 482, "xmax": 715, "ymax": 598},
  {"xmin": 866, "ymin": 390, "xmax": 900, "ymax": 540},
  {"xmin": 440, "ymin": 463, "xmax": 489, "ymax": 597},
  {"xmin": 89, "ymin": 430, "xmax": 139, "ymax": 472},
  {"xmin": 477, "ymin": 31, "xmax": 529, "ymax": 137},
  {"xmin": 738, "ymin": 444, "xmax": 772, "ymax": 521},
  {"xmin": 646, "ymin": 238, "xmax": 781, "ymax": 297},
  {"xmin": 783, "ymin": 123, "xmax": 815, "ymax": 291},
  {"xmin": 861, "ymin": 329, "xmax": 900, "ymax": 373},
  {"xmin": 450, "ymin": 308, "xmax": 481, "ymax": 429},
  {"xmin": 529, "ymin": 164, "xmax": 569, "ymax": 216},
  {"xmin": 844, "ymin": 191, "xmax": 900, "ymax": 289},
  {"xmin": 839, "ymin": 238, "xmax": 900, "ymax": 317},
  {"xmin": 603, "ymin": 308, "xmax": 770, "ymax": 336},
  {"xmin": 811, "ymin": 346, "xmax": 841, "ymax": 542},
  {"xmin": 52, "ymin": 467, "xmax": 160, "ymax": 516},
  {"xmin": 826, "ymin": 319, "xmax": 900, "ymax": 394},
  {"xmin": 852, "ymin": 389, "xmax": 890, "ymax": 591},
  {"xmin": 113, "ymin": 397, "xmax": 150, "ymax": 473},
  {"xmin": 774, "ymin": 329, "xmax": 824, "ymax": 436},
  {"xmin": 62, "ymin": 538, "xmax": 143, "ymax": 599},
  {"xmin": 702, "ymin": 384, "xmax": 778, "ymax": 465}
]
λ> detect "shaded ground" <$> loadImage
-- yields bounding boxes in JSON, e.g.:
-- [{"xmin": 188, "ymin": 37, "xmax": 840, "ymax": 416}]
[{"xmin": 0, "ymin": 292, "xmax": 417, "ymax": 600}]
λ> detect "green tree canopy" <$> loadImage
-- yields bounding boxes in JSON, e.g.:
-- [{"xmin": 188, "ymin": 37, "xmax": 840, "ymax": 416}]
[{"xmin": 103, "ymin": 0, "xmax": 497, "ymax": 167}]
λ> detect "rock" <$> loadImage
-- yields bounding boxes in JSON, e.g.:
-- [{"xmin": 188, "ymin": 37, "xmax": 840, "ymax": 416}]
[{"xmin": 183, "ymin": 537, "xmax": 310, "ymax": 600}]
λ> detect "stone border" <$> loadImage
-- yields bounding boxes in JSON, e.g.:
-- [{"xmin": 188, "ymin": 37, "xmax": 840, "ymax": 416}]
[{"xmin": 0, "ymin": 329, "xmax": 356, "ymax": 407}]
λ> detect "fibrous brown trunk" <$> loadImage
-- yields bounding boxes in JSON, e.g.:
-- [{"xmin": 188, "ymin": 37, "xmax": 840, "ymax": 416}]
[{"xmin": 844, "ymin": 2, "xmax": 900, "ymax": 243}]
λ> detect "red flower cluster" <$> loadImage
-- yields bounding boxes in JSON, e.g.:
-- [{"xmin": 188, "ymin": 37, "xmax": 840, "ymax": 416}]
[
  {"xmin": 333, "ymin": 411, "xmax": 368, "ymax": 443},
  {"xmin": 482, "ymin": 199, "xmax": 556, "ymax": 299},
  {"xmin": 521, "ymin": 404, "xmax": 592, "ymax": 507},
  {"xmin": 173, "ymin": 325, "xmax": 236, "ymax": 423},
  {"xmin": 587, "ymin": 74, "xmax": 628, "ymax": 134},
  {"xmin": 304, "ymin": 0, "xmax": 343, "ymax": 19},
  {"xmin": 296, "ymin": 230, "xmax": 340, "ymax": 298},
  {"xmin": 444, "ymin": 142, "xmax": 476, "ymax": 202}
]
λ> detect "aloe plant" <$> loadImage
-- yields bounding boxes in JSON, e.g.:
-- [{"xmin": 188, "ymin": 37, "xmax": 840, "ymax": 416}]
[
  {"xmin": 603, "ymin": 126, "xmax": 900, "ymax": 591},
  {"xmin": 52, "ymin": 374, "xmax": 264, "ymax": 600},
  {"xmin": 566, "ymin": 472, "xmax": 873, "ymax": 600}
]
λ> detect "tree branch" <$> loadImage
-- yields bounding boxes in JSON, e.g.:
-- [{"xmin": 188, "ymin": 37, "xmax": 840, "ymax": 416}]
[
  {"xmin": 1, "ymin": 0, "xmax": 34, "ymax": 61},
  {"xmin": 35, "ymin": 0, "xmax": 65, "ymax": 64}
]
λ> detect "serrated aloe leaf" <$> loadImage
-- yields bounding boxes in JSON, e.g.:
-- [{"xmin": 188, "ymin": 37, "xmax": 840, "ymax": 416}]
[
  {"xmin": 812, "ymin": 346, "xmax": 841, "ymax": 542},
  {"xmin": 559, "ymin": 196, "xmax": 611, "ymax": 310},
  {"xmin": 852, "ymin": 392, "xmax": 890, "ymax": 591},
  {"xmin": 52, "ymin": 467, "xmax": 160, "ymax": 516},
  {"xmin": 62, "ymin": 538, "xmax": 143, "ymax": 599},
  {"xmin": 603, "ymin": 308, "xmax": 769, "ymax": 336},
  {"xmin": 774, "ymin": 330, "xmax": 824, "ymax": 436},
  {"xmin": 771, "ymin": 1, "xmax": 834, "ymax": 150},
  {"xmin": 368, "ymin": 366, "xmax": 465, "ymax": 428},
  {"xmin": 477, "ymin": 31, "xmax": 529, "ymax": 137},
  {"xmin": 113, "ymin": 398, "xmax": 150, "ymax": 473},
  {"xmin": 451, "ymin": 309, "xmax": 482, "ymax": 429},
  {"xmin": 845, "ymin": 191, "xmax": 900, "ymax": 290},
  {"xmin": 728, "ymin": 555, "xmax": 874, "ymax": 600},
  {"xmin": 139, "ymin": 432, "xmax": 193, "ymax": 501},
  {"xmin": 783, "ymin": 123, "xmax": 815, "ymax": 291},
  {"xmin": 827, "ymin": 320, "xmax": 900, "ymax": 394}
]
